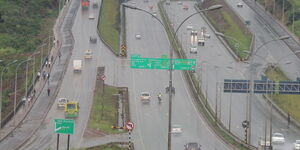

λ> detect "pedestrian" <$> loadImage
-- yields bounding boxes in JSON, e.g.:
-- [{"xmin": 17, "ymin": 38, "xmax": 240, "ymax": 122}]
[
  {"xmin": 288, "ymin": 112, "xmax": 291, "ymax": 128},
  {"xmin": 48, "ymin": 61, "xmax": 51, "ymax": 68},
  {"xmin": 21, "ymin": 97, "xmax": 26, "ymax": 107},
  {"xmin": 37, "ymin": 71, "xmax": 41, "ymax": 80},
  {"xmin": 47, "ymin": 73, "xmax": 50, "ymax": 80},
  {"xmin": 58, "ymin": 51, "xmax": 61, "ymax": 60},
  {"xmin": 47, "ymin": 88, "xmax": 50, "ymax": 96},
  {"xmin": 51, "ymin": 56, "xmax": 54, "ymax": 62},
  {"xmin": 42, "ymin": 71, "xmax": 46, "ymax": 80},
  {"xmin": 33, "ymin": 89, "xmax": 36, "ymax": 97},
  {"xmin": 27, "ymin": 96, "xmax": 31, "ymax": 106},
  {"xmin": 45, "ymin": 61, "xmax": 48, "ymax": 68}
]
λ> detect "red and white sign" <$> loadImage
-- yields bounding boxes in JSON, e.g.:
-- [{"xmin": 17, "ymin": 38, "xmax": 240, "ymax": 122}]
[
  {"xmin": 125, "ymin": 121, "xmax": 134, "ymax": 131},
  {"xmin": 101, "ymin": 74, "xmax": 106, "ymax": 80}
]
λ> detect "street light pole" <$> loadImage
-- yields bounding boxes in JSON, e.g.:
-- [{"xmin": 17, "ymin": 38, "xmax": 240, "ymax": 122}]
[
  {"xmin": 0, "ymin": 60, "xmax": 17, "ymax": 128},
  {"xmin": 13, "ymin": 59, "xmax": 31, "ymax": 127},
  {"xmin": 123, "ymin": 4, "xmax": 222, "ymax": 150},
  {"xmin": 247, "ymin": 35, "xmax": 289, "ymax": 144}
]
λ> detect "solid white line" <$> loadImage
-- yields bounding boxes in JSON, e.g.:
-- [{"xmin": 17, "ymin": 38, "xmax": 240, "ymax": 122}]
[{"xmin": 131, "ymin": 69, "xmax": 147, "ymax": 150}]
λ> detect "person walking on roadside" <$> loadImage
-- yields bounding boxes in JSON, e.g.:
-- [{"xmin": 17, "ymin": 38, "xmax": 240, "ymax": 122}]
[
  {"xmin": 288, "ymin": 112, "xmax": 291, "ymax": 128},
  {"xmin": 47, "ymin": 88, "xmax": 50, "ymax": 96},
  {"xmin": 37, "ymin": 71, "xmax": 41, "ymax": 80}
]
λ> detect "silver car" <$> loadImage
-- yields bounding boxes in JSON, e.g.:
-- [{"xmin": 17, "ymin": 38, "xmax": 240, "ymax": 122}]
[
  {"xmin": 294, "ymin": 140, "xmax": 300, "ymax": 150},
  {"xmin": 272, "ymin": 133, "xmax": 285, "ymax": 144}
]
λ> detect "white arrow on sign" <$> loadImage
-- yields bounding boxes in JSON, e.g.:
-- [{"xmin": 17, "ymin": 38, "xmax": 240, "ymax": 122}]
[{"xmin": 55, "ymin": 127, "xmax": 62, "ymax": 132}]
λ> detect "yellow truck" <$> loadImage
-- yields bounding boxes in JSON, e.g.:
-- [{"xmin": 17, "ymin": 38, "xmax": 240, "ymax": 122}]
[{"xmin": 64, "ymin": 101, "xmax": 79, "ymax": 118}]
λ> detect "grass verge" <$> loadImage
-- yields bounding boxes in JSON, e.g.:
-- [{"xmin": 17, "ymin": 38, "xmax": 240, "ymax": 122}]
[
  {"xmin": 88, "ymin": 84, "xmax": 122, "ymax": 134},
  {"xmin": 158, "ymin": 1, "xmax": 251, "ymax": 149},
  {"xmin": 265, "ymin": 66, "xmax": 300, "ymax": 122},
  {"xmin": 98, "ymin": 0, "xmax": 120, "ymax": 54},
  {"xmin": 71, "ymin": 143, "xmax": 131, "ymax": 150},
  {"xmin": 200, "ymin": 0, "xmax": 252, "ymax": 60}
]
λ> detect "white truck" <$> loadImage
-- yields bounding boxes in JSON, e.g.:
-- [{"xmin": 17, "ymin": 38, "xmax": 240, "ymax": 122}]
[
  {"xmin": 73, "ymin": 60, "xmax": 82, "ymax": 72},
  {"xmin": 197, "ymin": 27, "xmax": 206, "ymax": 46}
]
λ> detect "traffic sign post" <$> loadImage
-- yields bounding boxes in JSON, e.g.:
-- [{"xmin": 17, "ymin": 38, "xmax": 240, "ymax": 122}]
[
  {"xmin": 125, "ymin": 121, "xmax": 134, "ymax": 131},
  {"xmin": 54, "ymin": 119, "xmax": 74, "ymax": 150}
]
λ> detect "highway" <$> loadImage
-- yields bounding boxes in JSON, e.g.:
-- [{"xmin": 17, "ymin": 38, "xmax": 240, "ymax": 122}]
[
  {"xmin": 165, "ymin": 0, "xmax": 300, "ymax": 149},
  {"xmin": 124, "ymin": 0, "xmax": 232, "ymax": 150}
]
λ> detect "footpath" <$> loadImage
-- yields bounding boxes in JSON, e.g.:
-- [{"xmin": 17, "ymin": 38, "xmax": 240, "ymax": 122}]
[{"xmin": 0, "ymin": 0, "xmax": 73, "ymax": 146}]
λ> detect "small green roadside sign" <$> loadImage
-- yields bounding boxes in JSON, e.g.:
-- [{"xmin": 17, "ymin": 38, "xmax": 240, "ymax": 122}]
[{"xmin": 54, "ymin": 119, "xmax": 74, "ymax": 135}]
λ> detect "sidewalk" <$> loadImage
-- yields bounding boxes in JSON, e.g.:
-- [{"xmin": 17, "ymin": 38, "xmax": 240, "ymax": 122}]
[{"xmin": 0, "ymin": 0, "xmax": 71, "ymax": 142}]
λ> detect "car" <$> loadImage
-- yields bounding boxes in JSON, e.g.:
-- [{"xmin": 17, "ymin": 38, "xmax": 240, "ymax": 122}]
[
  {"xmin": 140, "ymin": 92, "xmax": 150, "ymax": 102},
  {"xmin": 183, "ymin": 5, "xmax": 189, "ymax": 10},
  {"xmin": 57, "ymin": 98, "xmax": 69, "ymax": 108},
  {"xmin": 92, "ymin": 2, "xmax": 98, "ymax": 8},
  {"xmin": 177, "ymin": 2, "xmax": 183, "ymax": 5},
  {"xmin": 184, "ymin": 142, "xmax": 201, "ymax": 150},
  {"xmin": 135, "ymin": 34, "xmax": 142, "ymax": 39},
  {"xmin": 237, "ymin": 2, "xmax": 243, "ymax": 7},
  {"xmin": 272, "ymin": 133, "xmax": 285, "ymax": 144},
  {"xmin": 152, "ymin": 12, "xmax": 157, "ymax": 17},
  {"xmin": 85, "ymin": 50, "xmax": 92, "ymax": 59},
  {"xmin": 166, "ymin": 1, "xmax": 170, "ymax": 5},
  {"xmin": 187, "ymin": 25, "xmax": 193, "ymax": 30},
  {"xmin": 171, "ymin": 125, "xmax": 182, "ymax": 134},
  {"xmin": 190, "ymin": 46, "xmax": 197, "ymax": 54},
  {"xmin": 204, "ymin": 33, "xmax": 211, "ymax": 38},
  {"xmin": 294, "ymin": 140, "xmax": 300, "ymax": 150},
  {"xmin": 89, "ymin": 13, "xmax": 95, "ymax": 19},
  {"xmin": 90, "ymin": 36, "xmax": 97, "ymax": 43}
]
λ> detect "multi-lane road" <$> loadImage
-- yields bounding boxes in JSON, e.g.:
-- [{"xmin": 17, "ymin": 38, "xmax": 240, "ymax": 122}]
[{"xmin": 1, "ymin": 0, "xmax": 300, "ymax": 149}]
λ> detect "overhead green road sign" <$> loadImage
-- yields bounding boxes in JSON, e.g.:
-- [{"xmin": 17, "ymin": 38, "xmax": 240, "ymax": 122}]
[
  {"xmin": 54, "ymin": 119, "xmax": 74, "ymax": 134},
  {"xmin": 173, "ymin": 59, "xmax": 196, "ymax": 70},
  {"xmin": 130, "ymin": 54, "xmax": 196, "ymax": 71}
]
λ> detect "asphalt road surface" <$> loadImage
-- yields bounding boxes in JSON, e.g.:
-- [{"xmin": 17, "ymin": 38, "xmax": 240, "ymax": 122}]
[
  {"xmin": 165, "ymin": 1, "xmax": 300, "ymax": 149},
  {"xmin": 124, "ymin": 0, "xmax": 232, "ymax": 150}
]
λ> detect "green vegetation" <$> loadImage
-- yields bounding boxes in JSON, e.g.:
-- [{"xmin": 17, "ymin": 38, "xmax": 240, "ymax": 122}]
[
  {"xmin": 158, "ymin": 1, "xmax": 250, "ymax": 149},
  {"xmin": 98, "ymin": 0, "xmax": 120, "ymax": 54},
  {"xmin": 72, "ymin": 143, "xmax": 131, "ymax": 150},
  {"xmin": 265, "ymin": 66, "xmax": 300, "ymax": 122},
  {"xmin": 88, "ymin": 84, "xmax": 122, "ymax": 134},
  {"xmin": 0, "ymin": 0, "xmax": 58, "ymax": 122},
  {"xmin": 200, "ymin": 0, "xmax": 252, "ymax": 60},
  {"xmin": 257, "ymin": 0, "xmax": 300, "ymax": 38}
]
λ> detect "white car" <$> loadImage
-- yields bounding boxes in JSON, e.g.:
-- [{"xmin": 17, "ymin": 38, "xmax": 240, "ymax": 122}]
[
  {"xmin": 237, "ymin": 2, "xmax": 243, "ymax": 7},
  {"xmin": 272, "ymin": 133, "xmax": 285, "ymax": 144},
  {"xmin": 171, "ymin": 125, "xmax": 182, "ymax": 134},
  {"xmin": 152, "ymin": 12, "xmax": 157, "ymax": 17},
  {"xmin": 84, "ymin": 50, "xmax": 92, "ymax": 59},
  {"xmin": 177, "ymin": 2, "xmax": 183, "ymax": 5},
  {"xmin": 204, "ymin": 33, "xmax": 211, "ymax": 38},
  {"xmin": 187, "ymin": 25, "xmax": 193, "ymax": 30},
  {"xmin": 89, "ymin": 13, "xmax": 95, "ymax": 20},
  {"xmin": 190, "ymin": 46, "xmax": 197, "ymax": 54},
  {"xmin": 135, "ymin": 34, "xmax": 142, "ymax": 39},
  {"xmin": 140, "ymin": 92, "xmax": 151, "ymax": 102},
  {"xmin": 92, "ymin": 2, "xmax": 98, "ymax": 8},
  {"xmin": 57, "ymin": 98, "xmax": 69, "ymax": 108},
  {"xmin": 294, "ymin": 140, "xmax": 300, "ymax": 150}
]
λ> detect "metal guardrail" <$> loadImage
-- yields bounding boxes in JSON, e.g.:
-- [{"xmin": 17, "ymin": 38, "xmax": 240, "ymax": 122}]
[{"xmin": 158, "ymin": 1, "xmax": 256, "ymax": 149}]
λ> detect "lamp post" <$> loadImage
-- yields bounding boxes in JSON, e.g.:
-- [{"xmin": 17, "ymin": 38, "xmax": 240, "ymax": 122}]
[
  {"xmin": 247, "ymin": 35, "xmax": 289, "ymax": 144},
  {"xmin": 0, "ymin": 60, "xmax": 18, "ymax": 128},
  {"xmin": 123, "ymin": 3, "xmax": 222, "ymax": 150},
  {"xmin": 13, "ymin": 59, "xmax": 31, "ymax": 127}
]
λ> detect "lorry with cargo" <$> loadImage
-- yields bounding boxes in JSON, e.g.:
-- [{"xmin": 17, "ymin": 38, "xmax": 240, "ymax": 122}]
[{"xmin": 73, "ymin": 59, "xmax": 82, "ymax": 72}]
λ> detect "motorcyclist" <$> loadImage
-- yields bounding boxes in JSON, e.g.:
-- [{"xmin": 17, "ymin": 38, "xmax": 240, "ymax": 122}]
[{"xmin": 158, "ymin": 93, "xmax": 162, "ymax": 102}]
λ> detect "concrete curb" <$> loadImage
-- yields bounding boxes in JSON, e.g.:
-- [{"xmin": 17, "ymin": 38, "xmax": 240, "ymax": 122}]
[{"xmin": 159, "ymin": 1, "xmax": 256, "ymax": 149}]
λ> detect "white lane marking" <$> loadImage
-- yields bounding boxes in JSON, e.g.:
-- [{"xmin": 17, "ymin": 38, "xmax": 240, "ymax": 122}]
[
  {"xmin": 131, "ymin": 69, "xmax": 147, "ymax": 150},
  {"xmin": 179, "ymin": 71, "xmax": 232, "ymax": 149}
]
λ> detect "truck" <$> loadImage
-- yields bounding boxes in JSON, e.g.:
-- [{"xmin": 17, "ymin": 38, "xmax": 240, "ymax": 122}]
[
  {"xmin": 64, "ymin": 101, "xmax": 79, "ymax": 118},
  {"xmin": 197, "ymin": 29, "xmax": 205, "ymax": 46},
  {"xmin": 81, "ymin": 0, "xmax": 89, "ymax": 9},
  {"xmin": 73, "ymin": 60, "xmax": 82, "ymax": 72}
]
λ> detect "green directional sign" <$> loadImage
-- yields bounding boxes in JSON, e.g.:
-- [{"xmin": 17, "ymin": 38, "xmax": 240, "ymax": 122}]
[
  {"xmin": 130, "ymin": 54, "xmax": 196, "ymax": 71},
  {"xmin": 54, "ymin": 119, "xmax": 74, "ymax": 134}
]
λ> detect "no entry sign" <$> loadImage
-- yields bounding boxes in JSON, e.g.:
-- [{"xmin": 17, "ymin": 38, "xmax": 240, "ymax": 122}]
[{"xmin": 125, "ymin": 121, "xmax": 134, "ymax": 131}]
